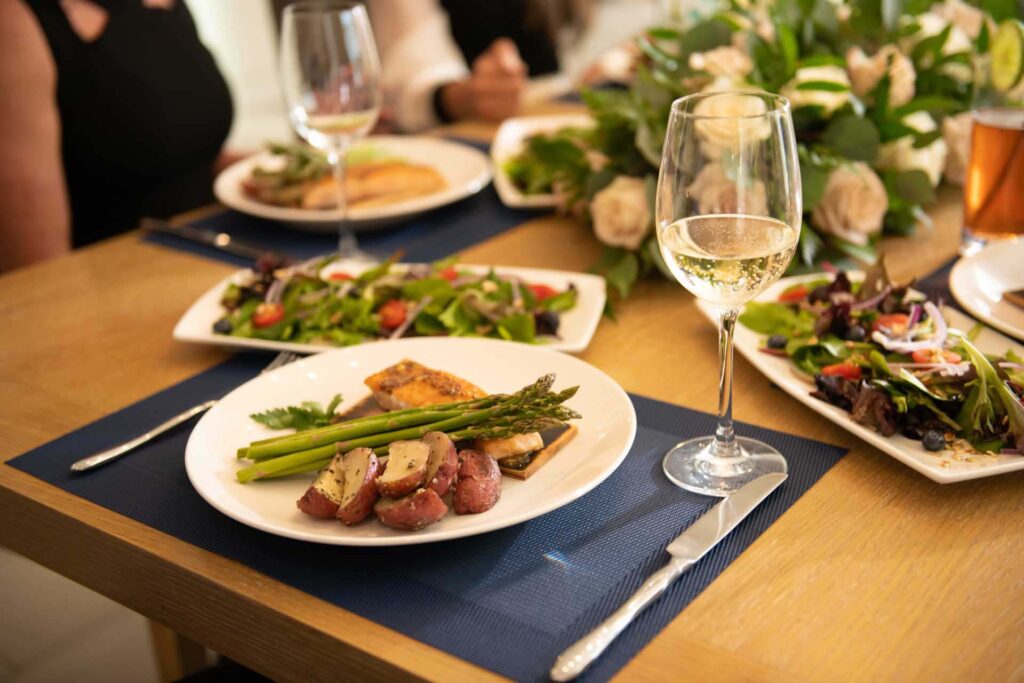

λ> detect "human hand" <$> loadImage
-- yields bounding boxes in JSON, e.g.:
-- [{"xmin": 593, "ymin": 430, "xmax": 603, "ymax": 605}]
[{"xmin": 441, "ymin": 38, "xmax": 526, "ymax": 121}]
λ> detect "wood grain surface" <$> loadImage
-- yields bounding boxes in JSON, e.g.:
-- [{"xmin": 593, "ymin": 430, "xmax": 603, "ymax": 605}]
[{"xmin": 0, "ymin": 114, "xmax": 1021, "ymax": 683}]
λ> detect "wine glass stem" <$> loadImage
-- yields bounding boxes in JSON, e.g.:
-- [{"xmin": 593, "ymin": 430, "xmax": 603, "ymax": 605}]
[
  {"xmin": 327, "ymin": 145, "xmax": 357, "ymax": 258},
  {"xmin": 712, "ymin": 307, "xmax": 739, "ymax": 459}
]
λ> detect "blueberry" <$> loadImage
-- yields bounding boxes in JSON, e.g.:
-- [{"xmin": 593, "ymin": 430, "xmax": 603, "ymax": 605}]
[
  {"xmin": 846, "ymin": 324, "xmax": 867, "ymax": 342},
  {"xmin": 213, "ymin": 318, "xmax": 233, "ymax": 334},
  {"xmin": 767, "ymin": 334, "xmax": 787, "ymax": 349},
  {"xmin": 922, "ymin": 429, "xmax": 945, "ymax": 452},
  {"xmin": 535, "ymin": 310, "xmax": 560, "ymax": 336}
]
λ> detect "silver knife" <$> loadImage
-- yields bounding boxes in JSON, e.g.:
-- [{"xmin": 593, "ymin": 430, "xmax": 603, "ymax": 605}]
[
  {"xmin": 550, "ymin": 472, "xmax": 787, "ymax": 681},
  {"xmin": 142, "ymin": 218, "xmax": 285, "ymax": 263}
]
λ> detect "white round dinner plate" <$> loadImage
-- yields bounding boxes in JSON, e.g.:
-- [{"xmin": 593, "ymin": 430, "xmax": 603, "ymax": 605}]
[
  {"xmin": 213, "ymin": 136, "xmax": 492, "ymax": 232},
  {"xmin": 185, "ymin": 338, "xmax": 637, "ymax": 546},
  {"xmin": 950, "ymin": 239, "xmax": 1024, "ymax": 342}
]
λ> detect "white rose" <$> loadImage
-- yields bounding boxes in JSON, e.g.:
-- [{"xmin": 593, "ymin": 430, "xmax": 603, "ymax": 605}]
[
  {"xmin": 846, "ymin": 45, "xmax": 916, "ymax": 107},
  {"xmin": 780, "ymin": 65, "xmax": 852, "ymax": 115},
  {"xmin": 811, "ymin": 163, "xmax": 888, "ymax": 245},
  {"xmin": 875, "ymin": 111, "xmax": 949, "ymax": 186},
  {"xmin": 591, "ymin": 176, "xmax": 650, "ymax": 250},
  {"xmin": 932, "ymin": 0, "xmax": 989, "ymax": 39},
  {"xmin": 900, "ymin": 12, "xmax": 973, "ymax": 81},
  {"xmin": 688, "ymin": 46, "xmax": 753, "ymax": 79},
  {"xmin": 942, "ymin": 111, "xmax": 972, "ymax": 185},
  {"xmin": 693, "ymin": 79, "xmax": 772, "ymax": 159},
  {"xmin": 688, "ymin": 162, "xmax": 768, "ymax": 215}
]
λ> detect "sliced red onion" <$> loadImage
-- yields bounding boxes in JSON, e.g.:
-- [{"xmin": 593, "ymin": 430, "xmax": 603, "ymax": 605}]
[
  {"xmin": 265, "ymin": 277, "xmax": 286, "ymax": 304},
  {"xmin": 821, "ymin": 261, "xmax": 838, "ymax": 274},
  {"xmin": 758, "ymin": 347, "xmax": 788, "ymax": 357},
  {"xmin": 1001, "ymin": 448, "xmax": 1022, "ymax": 456},
  {"xmin": 998, "ymin": 362, "xmax": 1024, "ymax": 370},
  {"xmin": 907, "ymin": 303, "xmax": 922, "ymax": 329},
  {"xmin": 388, "ymin": 295, "xmax": 431, "ymax": 340},
  {"xmin": 334, "ymin": 282, "xmax": 355, "ymax": 299},
  {"xmin": 871, "ymin": 302, "xmax": 947, "ymax": 353},
  {"xmin": 851, "ymin": 285, "xmax": 892, "ymax": 311}
]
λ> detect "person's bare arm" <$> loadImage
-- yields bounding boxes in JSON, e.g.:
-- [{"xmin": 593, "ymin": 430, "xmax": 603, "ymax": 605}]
[{"xmin": 0, "ymin": 1, "xmax": 70, "ymax": 271}]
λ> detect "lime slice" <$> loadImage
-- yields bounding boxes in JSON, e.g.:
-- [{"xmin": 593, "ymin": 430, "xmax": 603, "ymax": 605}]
[{"xmin": 991, "ymin": 19, "xmax": 1024, "ymax": 92}]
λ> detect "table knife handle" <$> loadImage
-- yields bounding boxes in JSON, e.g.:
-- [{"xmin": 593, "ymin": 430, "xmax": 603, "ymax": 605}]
[
  {"xmin": 550, "ymin": 557, "xmax": 693, "ymax": 681},
  {"xmin": 70, "ymin": 400, "xmax": 217, "ymax": 472}
]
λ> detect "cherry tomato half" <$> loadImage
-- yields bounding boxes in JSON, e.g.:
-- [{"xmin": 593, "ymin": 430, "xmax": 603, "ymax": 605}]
[
  {"xmin": 778, "ymin": 284, "xmax": 809, "ymax": 303},
  {"xmin": 378, "ymin": 299, "xmax": 407, "ymax": 331},
  {"xmin": 911, "ymin": 349, "xmax": 962, "ymax": 364},
  {"xmin": 328, "ymin": 272, "xmax": 354, "ymax": 281},
  {"xmin": 438, "ymin": 266, "xmax": 459, "ymax": 282},
  {"xmin": 252, "ymin": 302, "xmax": 285, "ymax": 328},
  {"xmin": 820, "ymin": 362, "xmax": 863, "ymax": 381},
  {"xmin": 872, "ymin": 313, "xmax": 910, "ymax": 335},
  {"xmin": 527, "ymin": 284, "xmax": 557, "ymax": 302}
]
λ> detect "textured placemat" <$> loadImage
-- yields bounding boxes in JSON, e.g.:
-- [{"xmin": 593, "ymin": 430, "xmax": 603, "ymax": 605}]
[
  {"xmin": 145, "ymin": 137, "xmax": 541, "ymax": 267},
  {"xmin": 7, "ymin": 355, "xmax": 846, "ymax": 681}
]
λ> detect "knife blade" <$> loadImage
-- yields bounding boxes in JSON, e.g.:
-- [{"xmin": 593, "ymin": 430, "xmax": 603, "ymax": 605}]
[
  {"xmin": 142, "ymin": 218, "xmax": 287, "ymax": 264},
  {"xmin": 550, "ymin": 472, "xmax": 787, "ymax": 681}
]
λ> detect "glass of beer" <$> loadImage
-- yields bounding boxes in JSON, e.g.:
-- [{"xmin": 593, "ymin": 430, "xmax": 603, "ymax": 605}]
[{"xmin": 963, "ymin": 44, "xmax": 1024, "ymax": 249}]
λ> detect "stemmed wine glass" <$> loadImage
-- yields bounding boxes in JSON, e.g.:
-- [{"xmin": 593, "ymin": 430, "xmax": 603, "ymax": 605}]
[
  {"xmin": 655, "ymin": 91, "xmax": 801, "ymax": 496},
  {"xmin": 279, "ymin": 0, "xmax": 382, "ymax": 261}
]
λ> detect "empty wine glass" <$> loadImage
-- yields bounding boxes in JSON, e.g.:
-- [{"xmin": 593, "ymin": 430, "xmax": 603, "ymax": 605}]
[
  {"xmin": 655, "ymin": 91, "xmax": 801, "ymax": 496},
  {"xmin": 279, "ymin": 0, "xmax": 382, "ymax": 261}
]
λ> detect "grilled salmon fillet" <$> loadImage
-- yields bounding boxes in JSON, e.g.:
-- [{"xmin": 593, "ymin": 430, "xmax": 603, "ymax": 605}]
[
  {"xmin": 301, "ymin": 162, "xmax": 446, "ymax": 210},
  {"xmin": 365, "ymin": 360, "xmax": 486, "ymax": 411}
]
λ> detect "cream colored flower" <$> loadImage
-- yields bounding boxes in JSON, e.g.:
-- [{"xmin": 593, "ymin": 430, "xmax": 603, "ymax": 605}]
[
  {"xmin": 846, "ymin": 45, "xmax": 916, "ymax": 107},
  {"xmin": 875, "ymin": 111, "xmax": 949, "ymax": 186},
  {"xmin": 780, "ymin": 65, "xmax": 852, "ymax": 115},
  {"xmin": 591, "ymin": 176, "xmax": 650, "ymax": 250},
  {"xmin": 693, "ymin": 80, "xmax": 771, "ymax": 159},
  {"xmin": 932, "ymin": 0, "xmax": 989, "ymax": 39},
  {"xmin": 942, "ymin": 111, "xmax": 973, "ymax": 185},
  {"xmin": 811, "ymin": 163, "xmax": 888, "ymax": 245},
  {"xmin": 688, "ymin": 46, "xmax": 753, "ymax": 79},
  {"xmin": 900, "ymin": 12, "xmax": 973, "ymax": 81},
  {"xmin": 687, "ymin": 163, "xmax": 768, "ymax": 215}
]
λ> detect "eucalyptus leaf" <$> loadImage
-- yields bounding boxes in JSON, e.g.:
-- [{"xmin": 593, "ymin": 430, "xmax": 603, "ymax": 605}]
[{"xmin": 822, "ymin": 115, "xmax": 880, "ymax": 161}]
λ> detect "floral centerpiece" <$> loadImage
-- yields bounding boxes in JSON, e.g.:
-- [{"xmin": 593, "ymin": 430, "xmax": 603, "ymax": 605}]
[{"xmin": 505, "ymin": 0, "xmax": 1023, "ymax": 298}]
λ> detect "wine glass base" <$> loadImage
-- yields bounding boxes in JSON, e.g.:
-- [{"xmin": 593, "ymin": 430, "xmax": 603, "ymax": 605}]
[{"xmin": 663, "ymin": 436, "xmax": 787, "ymax": 497}]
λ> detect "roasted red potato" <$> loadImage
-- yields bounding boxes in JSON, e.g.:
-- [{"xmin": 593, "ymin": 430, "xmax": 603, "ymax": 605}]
[
  {"xmin": 335, "ymin": 447, "xmax": 380, "ymax": 525},
  {"xmin": 376, "ymin": 440, "xmax": 430, "ymax": 497},
  {"xmin": 422, "ymin": 431, "xmax": 458, "ymax": 497},
  {"xmin": 374, "ymin": 488, "xmax": 449, "ymax": 530},
  {"xmin": 296, "ymin": 454, "xmax": 345, "ymax": 518},
  {"xmin": 453, "ymin": 449, "xmax": 502, "ymax": 514}
]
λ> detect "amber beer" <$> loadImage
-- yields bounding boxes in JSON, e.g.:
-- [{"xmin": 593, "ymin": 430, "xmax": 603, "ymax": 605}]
[{"xmin": 963, "ymin": 108, "xmax": 1024, "ymax": 238}]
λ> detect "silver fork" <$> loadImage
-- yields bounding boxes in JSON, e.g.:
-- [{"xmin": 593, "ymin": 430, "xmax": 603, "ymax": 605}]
[{"xmin": 70, "ymin": 351, "xmax": 302, "ymax": 472}]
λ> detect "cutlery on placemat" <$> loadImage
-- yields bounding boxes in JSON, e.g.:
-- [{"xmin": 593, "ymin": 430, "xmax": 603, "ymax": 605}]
[
  {"xmin": 550, "ymin": 472, "xmax": 787, "ymax": 681},
  {"xmin": 70, "ymin": 352, "xmax": 302, "ymax": 473},
  {"xmin": 142, "ymin": 217, "xmax": 291, "ymax": 264},
  {"xmin": 1005, "ymin": 289, "xmax": 1024, "ymax": 311}
]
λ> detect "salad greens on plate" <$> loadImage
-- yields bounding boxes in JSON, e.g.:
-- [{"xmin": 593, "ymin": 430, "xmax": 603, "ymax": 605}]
[
  {"xmin": 739, "ymin": 260, "xmax": 1024, "ymax": 456},
  {"xmin": 213, "ymin": 255, "xmax": 578, "ymax": 348}
]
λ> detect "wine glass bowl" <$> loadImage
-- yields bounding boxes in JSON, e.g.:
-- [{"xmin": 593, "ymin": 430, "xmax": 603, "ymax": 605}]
[
  {"xmin": 279, "ymin": 0, "xmax": 382, "ymax": 259},
  {"xmin": 656, "ymin": 91, "xmax": 801, "ymax": 496}
]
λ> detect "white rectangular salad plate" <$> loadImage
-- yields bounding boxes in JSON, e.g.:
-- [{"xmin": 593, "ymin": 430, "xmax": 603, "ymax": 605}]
[
  {"xmin": 697, "ymin": 273, "xmax": 1024, "ymax": 484},
  {"xmin": 491, "ymin": 114, "xmax": 594, "ymax": 209},
  {"xmin": 174, "ymin": 264, "xmax": 606, "ymax": 355}
]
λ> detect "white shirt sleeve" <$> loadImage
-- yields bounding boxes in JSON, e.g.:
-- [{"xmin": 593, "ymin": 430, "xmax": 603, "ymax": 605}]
[{"xmin": 367, "ymin": 0, "xmax": 470, "ymax": 132}]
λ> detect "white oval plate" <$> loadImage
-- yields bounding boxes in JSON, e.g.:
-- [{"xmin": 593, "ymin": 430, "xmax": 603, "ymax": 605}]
[
  {"xmin": 185, "ymin": 337, "xmax": 637, "ymax": 546},
  {"xmin": 213, "ymin": 136, "xmax": 492, "ymax": 232},
  {"xmin": 491, "ymin": 114, "xmax": 594, "ymax": 208},
  {"xmin": 697, "ymin": 273, "xmax": 1024, "ymax": 483},
  {"xmin": 173, "ymin": 263, "xmax": 606, "ymax": 354},
  {"xmin": 950, "ymin": 239, "xmax": 1024, "ymax": 343}
]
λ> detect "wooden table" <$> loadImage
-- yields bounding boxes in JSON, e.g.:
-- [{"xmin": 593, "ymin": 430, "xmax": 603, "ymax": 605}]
[{"xmin": 1, "ymin": 116, "xmax": 1021, "ymax": 683}]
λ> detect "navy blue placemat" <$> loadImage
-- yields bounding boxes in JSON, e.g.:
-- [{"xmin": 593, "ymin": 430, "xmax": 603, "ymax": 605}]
[
  {"xmin": 7, "ymin": 356, "xmax": 846, "ymax": 681},
  {"xmin": 146, "ymin": 137, "xmax": 542, "ymax": 267}
]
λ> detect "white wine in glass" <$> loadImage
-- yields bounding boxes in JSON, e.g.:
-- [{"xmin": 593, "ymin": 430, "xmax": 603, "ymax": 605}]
[
  {"xmin": 656, "ymin": 91, "xmax": 801, "ymax": 496},
  {"xmin": 279, "ymin": 1, "xmax": 382, "ymax": 261}
]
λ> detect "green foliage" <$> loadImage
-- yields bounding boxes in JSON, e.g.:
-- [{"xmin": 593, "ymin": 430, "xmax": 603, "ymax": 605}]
[{"xmin": 250, "ymin": 395, "xmax": 343, "ymax": 431}]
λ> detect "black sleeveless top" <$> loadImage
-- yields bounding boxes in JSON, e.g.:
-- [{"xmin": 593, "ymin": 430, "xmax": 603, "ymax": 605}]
[
  {"xmin": 25, "ymin": 0, "xmax": 233, "ymax": 247},
  {"xmin": 440, "ymin": 0, "xmax": 559, "ymax": 78}
]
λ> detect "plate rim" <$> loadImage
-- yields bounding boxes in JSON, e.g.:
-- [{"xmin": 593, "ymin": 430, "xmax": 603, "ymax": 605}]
[
  {"xmin": 213, "ymin": 136, "xmax": 493, "ymax": 227},
  {"xmin": 697, "ymin": 272, "xmax": 1024, "ymax": 483},
  {"xmin": 949, "ymin": 242, "xmax": 1024, "ymax": 343},
  {"xmin": 172, "ymin": 263, "xmax": 608, "ymax": 354},
  {"xmin": 184, "ymin": 337, "xmax": 638, "ymax": 546}
]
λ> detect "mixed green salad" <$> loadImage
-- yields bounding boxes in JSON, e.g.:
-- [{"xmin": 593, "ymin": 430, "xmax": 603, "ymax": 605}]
[
  {"xmin": 739, "ymin": 261, "xmax": 1024, "ymax": 456},
  {"xmin": 213, "ymin": 255, "xmax": 578, "ymax": 347}
]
